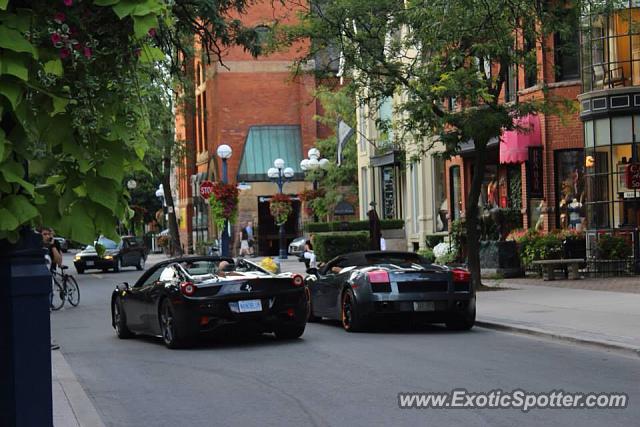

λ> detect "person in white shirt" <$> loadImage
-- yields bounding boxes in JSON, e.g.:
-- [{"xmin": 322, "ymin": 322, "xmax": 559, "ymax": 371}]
[{"xmin": 380, "ymin": 237, "xmax": 386, "ymax": 251}]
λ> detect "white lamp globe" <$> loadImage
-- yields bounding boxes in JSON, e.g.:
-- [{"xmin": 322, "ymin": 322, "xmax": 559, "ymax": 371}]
[
  {"xmin": 300, "ymin": 159, "xmax": 309, "ymax": 171},
  {"xmin": 283, "ymin": 167, "xmax": 295, "ymax": 178},
  {"xmin": 308, "ymin": 148, "xmax": 320, "ymax": 160},
  {"xmin": 307, "ymin": 157, "xmax": 319, "ymax": 169},
  {"xmin": 274, "ymin": 158, "xmax": 285, "ymax": 169},
  {"xmin": 319, "ymin": 158, "xmax": 330, "ymax": 170},
  {"xmin": 127, "ymin": 179, "xmax": 137, "ymax": 190},
  {"xmin": 216, "ymin": 144, "xmax": 233, "ymax": 159},
  {"xmin": 267, "ymin": 167, "xmax": 279, "ymax": 179}
]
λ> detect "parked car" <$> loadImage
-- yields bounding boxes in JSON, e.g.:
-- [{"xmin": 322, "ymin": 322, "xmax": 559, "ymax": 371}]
[
  {"xmin": 288, "ymin": 236, "xmax": 307, "ymax": 256},
  {"xmin": 110, "ymin": 256, "xmax": 307, "ymax": 348},
  {"xmin": 74, "ymin": 236, "xmax": 147, "ymax": 274},
  {"xmin": 306, "ymin": 251, "xmax": 475, "ymax": 332},
  {"xmin": 54, "ymin": 236, "xmax": 69, "ymax": 253}
]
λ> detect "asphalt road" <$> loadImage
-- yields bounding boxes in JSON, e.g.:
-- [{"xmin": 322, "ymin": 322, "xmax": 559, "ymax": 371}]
[{"xmin": 52, "ymin": 262, "xmax": 640, "ymax": 427}]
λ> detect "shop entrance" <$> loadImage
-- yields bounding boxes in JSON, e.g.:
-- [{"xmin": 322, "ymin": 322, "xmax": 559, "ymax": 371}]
[{"xmin": 257, "ymin": 196, "xmax": 301, "ymax": 256}]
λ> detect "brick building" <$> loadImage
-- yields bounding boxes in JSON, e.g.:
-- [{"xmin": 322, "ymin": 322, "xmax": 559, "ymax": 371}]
[{"xmin": 174, "ymin": 1, "xmax": 328, "ymax": 255}]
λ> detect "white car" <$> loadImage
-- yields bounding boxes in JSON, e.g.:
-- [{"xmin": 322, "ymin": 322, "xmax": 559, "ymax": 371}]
[{"xmin": 288, "ymin": 236, "xmax": 307, "ymax": 256}]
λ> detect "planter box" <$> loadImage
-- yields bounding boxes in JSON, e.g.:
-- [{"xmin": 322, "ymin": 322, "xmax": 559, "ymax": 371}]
[{"xmin": 479, "ymin": 240, "xmax": 523, "ymax": 278}]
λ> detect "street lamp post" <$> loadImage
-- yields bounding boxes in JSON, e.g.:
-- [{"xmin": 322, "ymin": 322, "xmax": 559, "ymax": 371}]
[
  {"xmin": 300, "ymin": 148, "xmax": 330, "ymax": 222},
  {"xmin": 216, "ymin": 144, "xmax": 233, "ymax": 257},
  {"xmin": 267, "ymin": 159, "xmax": 295, "ymax": 259}
]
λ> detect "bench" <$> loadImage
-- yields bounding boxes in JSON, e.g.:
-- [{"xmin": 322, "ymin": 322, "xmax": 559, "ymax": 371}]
[{"xmin": 531, "ymin": 259, "xmax": 585, "ymax": 281}]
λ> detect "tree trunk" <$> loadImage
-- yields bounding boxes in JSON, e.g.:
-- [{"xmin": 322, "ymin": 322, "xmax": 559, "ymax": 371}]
[
  {"xmin": 465, "ymin": 140, "xmax": 488, "ymax": 290},
  {"xmin": 162, "ymin": 153, "xmax": 183, "ymax": 257}
]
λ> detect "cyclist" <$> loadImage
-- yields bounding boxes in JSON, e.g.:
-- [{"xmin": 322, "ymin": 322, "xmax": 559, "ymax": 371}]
[{"xmin": 41, "ymin": 227, "xmax": 62, "ymax": 350}]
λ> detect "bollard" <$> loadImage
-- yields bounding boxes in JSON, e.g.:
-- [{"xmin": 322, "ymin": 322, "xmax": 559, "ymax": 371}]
[{"xmin": 0, "ymin": 228, "xmax": 53, "ymax": 427}]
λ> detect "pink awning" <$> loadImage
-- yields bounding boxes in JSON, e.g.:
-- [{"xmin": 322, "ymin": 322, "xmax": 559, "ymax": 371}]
[{"xmin": 499, "ymin": 114, "xmax": 541, "ymax": 164}]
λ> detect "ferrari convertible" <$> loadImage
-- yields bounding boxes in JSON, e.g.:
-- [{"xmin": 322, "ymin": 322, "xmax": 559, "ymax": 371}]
[
  {"xmin": 111, "ymin": 256, "xmax": 307, "ymax": 348},
  {"xmin": 306, "ymin": 251, "xmax": 475, "ymax": 332}
]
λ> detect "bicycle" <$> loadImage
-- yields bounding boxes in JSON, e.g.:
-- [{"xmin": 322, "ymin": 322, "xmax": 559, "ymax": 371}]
[{"xmin": 50, "ymin": 265, "xmax": 80, "ymax": 311}]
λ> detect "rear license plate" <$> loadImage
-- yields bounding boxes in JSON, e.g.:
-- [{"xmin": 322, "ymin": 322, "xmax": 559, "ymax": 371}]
[
  {"xmin": 237, "ymin": 299, "xmax": 262, "ymax": 313},
  {"xmin": 85, "ymin": 261, "xmax": 94, "ymax": 266},
  {"xmin": 413, "ymin": 301, "xmax": 435, "ymax": 312}
]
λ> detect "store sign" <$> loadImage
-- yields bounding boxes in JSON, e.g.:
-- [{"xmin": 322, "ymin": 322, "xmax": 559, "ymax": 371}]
[
  {"xmin": 528, "ymin": 147, "xmax": 544, "ymax": 198},
  {"xmin": 199, "ymin": 180, "xmax": 214, "ymax": 199},
  {"xmin": 625, "ymin": 164, "xmax": 640, "ymax": 189}
]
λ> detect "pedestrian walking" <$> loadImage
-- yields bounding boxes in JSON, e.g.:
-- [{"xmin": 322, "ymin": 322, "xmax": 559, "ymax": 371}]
[{"xmin": 368, "ymin": 202, "xmax": 382, "ymax": 251}]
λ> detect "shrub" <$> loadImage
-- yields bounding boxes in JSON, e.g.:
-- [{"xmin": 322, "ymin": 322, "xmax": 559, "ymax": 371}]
[
  {"xmin": 597, "ymin": 234, "xmax": 632, "ymax": 260},
  {"xmin": 417, "ymin": 248, "xmax": 435, "ymax": 263},
  {"xmin": 433, "ymin": 241, "xmax": 457, "ymax": 265},
  {"xmin": 313, "ymin": 232, "xmax": 370, "ymax": 262},
  {"xmin": 305, "ymin": 219, "xmax": 404, "ymax": 233},
  {"xmin": 521, "ymin": 233, "xmax": 563, "ymax": 266}
]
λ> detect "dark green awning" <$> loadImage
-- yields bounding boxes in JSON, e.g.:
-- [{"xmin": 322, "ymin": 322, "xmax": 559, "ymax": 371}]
[{"xmin": 237, "ymin": 125, "xmax": 303, "ymax": 181}]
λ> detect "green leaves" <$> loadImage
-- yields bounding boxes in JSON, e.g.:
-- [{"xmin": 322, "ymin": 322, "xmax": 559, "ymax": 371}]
[
  {"xmin": 2, "ymin": 194, "xmax": 39, "ymax": 223},
  {"xmin": 133, "ymin": 14, "xmax": 158, "ymax": 38},
  {"xmin": 86, "ymin": 176, "xmax": 118, "ymax": 211},
  {"xmin": 0, "ymin": 27, "xmax": 37, "ymax": 57},
  {"xmin": 43, "ymin": 59, "xmax": 63, "ymax": 77},
  {"xmin": 0, "ymin": 51, "xmax": 30, "ymax": 80}
]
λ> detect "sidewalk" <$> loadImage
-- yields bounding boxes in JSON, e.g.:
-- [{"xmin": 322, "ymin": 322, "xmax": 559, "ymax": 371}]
[
  {"xmin": 477, "ymin": 279, "xmax": 640, "ymax": 357},
  {"xmin": 52, "ymin": 350, "xmax": 104, "ymax": 427}
]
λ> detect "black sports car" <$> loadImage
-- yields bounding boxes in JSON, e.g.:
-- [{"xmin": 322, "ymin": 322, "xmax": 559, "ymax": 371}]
[
  {"xmin": 111, "ymin": 256, "xmax": 307, "ymax": 348},
  {"xmin": 306, "ymin": 251, "xmax": 475, "ymax": 332}
]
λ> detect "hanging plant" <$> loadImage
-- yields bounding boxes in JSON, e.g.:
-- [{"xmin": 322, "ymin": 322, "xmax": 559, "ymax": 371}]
[
  {"xmin": 269, "ymin": 193, "xmax": 293, "ymax": 225},
  {"xmin": 210, "ymin": 182, "xmax": 239, "ymax": 231},
  {"xmin": 298, "ymin": 189, "xmax": 325, "ymax": 216}
]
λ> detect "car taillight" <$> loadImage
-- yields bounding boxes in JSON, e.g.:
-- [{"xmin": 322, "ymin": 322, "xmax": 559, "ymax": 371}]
[
  {"xmin": 452, "ymin": 269, "xmax": 471, "ymax": 283},
  {"xmin": 180, "ymin": 281, "xmax": 197, "ymax": 296},
  {"xmin": 291, "ymin": 274, "xmax": 304, "ymax": 287},
  {"xmin": 367, "ymin": 270, "xmax": 390, "ymax": 283}
]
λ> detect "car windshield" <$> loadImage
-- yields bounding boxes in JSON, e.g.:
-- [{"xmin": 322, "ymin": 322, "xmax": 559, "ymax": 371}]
[
  {"xmin": 178, "ymin": 260, "xmax": 235, "ymax": 277},
  {"xmin": 96, "ymin": 237, "xmax": 118, "ymax": 250},
  {"xmin": 364, "ymin": 254, "xmax": 425, "ymax": 268}
]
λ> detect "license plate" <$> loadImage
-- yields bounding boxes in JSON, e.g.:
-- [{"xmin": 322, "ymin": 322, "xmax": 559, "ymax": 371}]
[
  {"xmin": 238, "ymin": 299, "xmax": 262, "ymax": 313},
  {"xmin": 85, "ymin": 261, "xmax": 94, "ymax": 266},
  {"xmin": 413, "ymin": 301, "xmax": 435, "ymax": 312}
]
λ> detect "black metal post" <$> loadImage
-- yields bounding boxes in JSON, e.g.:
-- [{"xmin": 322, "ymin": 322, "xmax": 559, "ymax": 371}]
[
  {"xmin": 0, "ymin": 229, "xmax": 53, "ymax": 426},
  {"xmin": 221, "ymin": 158, "xmax": 230, "ymax": 257},
  {"xmin": 277, "ymin": 171, "xmax": 288, "ymax": 259},
  {"xmin": 312, "ymin": 178, "xmax": 319, "ymax": 223}
]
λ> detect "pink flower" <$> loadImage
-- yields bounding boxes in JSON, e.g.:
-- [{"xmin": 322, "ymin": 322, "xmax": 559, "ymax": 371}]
[
  {"xmin": 59, "ymin": 48, "xmax": 70, "ymax": 59},
  {"xmin": 50, "ymin": 33, "xmax": 62, "ymax": 45},
  {"xmin": 148, "ymin": 28, "xmax": 157, "ymax": 37},
  {"xmin": 63, "ymin": 0, "xmax": 73, "ymax": 6},
  {"xmin": 83, "ymin": 47, "xmax": 92, "ymax": 59},
  {"xmin": 54, "ymin": 12, "xmax": 65, "ymax": 23}
]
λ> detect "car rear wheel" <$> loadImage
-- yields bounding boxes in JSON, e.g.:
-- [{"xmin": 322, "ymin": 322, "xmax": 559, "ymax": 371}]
[
  {"xmin": 445, "ymin": 304, "xmax": 476, "ymax": 331},
  {"xmin": 273, "ymin": 323, "xmax": 306, "ymax": 340},
  {"xmin": 159, "ymin": 299, "xmax": 191, "ymax": 349},
  {"xmin": 341, "ymin": 288, "xmax": 367, "ymax": 332},
  {"xmin": 113, "ymin": 299, "xmax": 133, "ymax": 338}
]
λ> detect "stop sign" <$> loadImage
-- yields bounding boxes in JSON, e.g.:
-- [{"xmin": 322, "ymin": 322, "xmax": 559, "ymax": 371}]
[{"xmin": 199, "ymin": 180, "xmax": 214, "ymax": 199}]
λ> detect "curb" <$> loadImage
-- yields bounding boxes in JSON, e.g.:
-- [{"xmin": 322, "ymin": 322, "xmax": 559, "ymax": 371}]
[
  {"xmin": 476, "ymin": 320, "xmax": 640, "ymax": 359},
  {"xmin": 52, "ymin": 351, "xmax": 105, "ymax": 427}
]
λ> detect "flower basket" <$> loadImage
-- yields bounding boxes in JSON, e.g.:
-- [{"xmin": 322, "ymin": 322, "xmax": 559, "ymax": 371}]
[
  {"xmin": 269, "ymin": 193, "xmax": 293, "ymax": 225},
  {"xmin": 210, "ymin": 182, "xmax": 239, "ymax": 231},
  {"xmin": 299, "ymin": 189, "xmax": 325, "ymax": 217}
]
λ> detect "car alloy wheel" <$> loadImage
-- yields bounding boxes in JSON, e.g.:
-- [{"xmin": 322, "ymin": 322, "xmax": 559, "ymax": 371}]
[
  {"xmin": 113, "ymin": 299, "xmax": 133, "ymax": 338},
  {"xmin": 160, "ymin": 300, "xmax": 175, "ymax": 345}
]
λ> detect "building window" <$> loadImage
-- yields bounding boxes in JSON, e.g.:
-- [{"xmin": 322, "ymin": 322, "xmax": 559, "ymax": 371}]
[
  {"xmin": 555, "ymin": 9, "xmax": 580, "ymax": 81},
  {"xmin": 434, "ymin": 157, "xmax": 448, "ymax": 232},
  {"xmin": 524, "ymin": 24, "xmax": 538, "ymax": 88},
  {"xmin": 555, "ymin": 150, "xmax": 586, "ymax": 230},
  {"xmin": 378, "ymin": 97, "xmax": 393, "ymax": 146},
  {"xmin": 358, "ymin": 106, "xmax": 366, "ymax": 152},
  {"xmin": 507, "ymin": 165, "xmax": 522, "ymax": 211},
  {"xmin": 381, "ymin": 166, "xmax": 395, "ymax": 219},
  {"xmin": 449, "ymin": 165, "xmax": 462, "ymax": 221},
  {"xmin": 504, "ymin": 63, "xmax": 517, "ymax": 102},
  {"xmin": 581, "ymin": 3, "xmax": 640, "ymax": 91}
]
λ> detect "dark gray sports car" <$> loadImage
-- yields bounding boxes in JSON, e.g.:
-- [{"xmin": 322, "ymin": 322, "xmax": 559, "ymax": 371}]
[{"xmin": 306, "ymin": 251, "xmax": 475, "ymax": 332}]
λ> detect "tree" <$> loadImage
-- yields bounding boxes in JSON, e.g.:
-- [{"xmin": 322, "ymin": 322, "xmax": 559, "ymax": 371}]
[
  {"xmin": 281, "ymin": 0, "xmax": 577, "ymax": 288},
  {"xmin": 0, "ymin": 0, "xmax": 266, "ymax": 245},
  {"xmin": 308, "ymin": 85, "xmax": 358, "ymax": 220}
]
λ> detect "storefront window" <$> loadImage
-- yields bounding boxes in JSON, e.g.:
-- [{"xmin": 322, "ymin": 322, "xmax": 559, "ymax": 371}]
[
  {"xmin": 434, "ymin": 157, "xmax": 448, "ymax": 232},
  {"xmin": 555, "ymin": 150, "xmax": 586, "ymax": 230},
  {"xmin": 449, "ymin": 166, "xmax": 462, "ymax": 221},
  {"xmin": 382, "ymin": 166, "xmax": 395, "ymax": 219},
  {"xmin": 480, "ymin": 164, "xmax": 499, "ymax": 211},
  {"xmin": 507, "ymin": 165, "xmax": 522, "ymax": 210},
  {"xmin": 581, "ymin": 3, "xmax": 640, "ymax": 91}
]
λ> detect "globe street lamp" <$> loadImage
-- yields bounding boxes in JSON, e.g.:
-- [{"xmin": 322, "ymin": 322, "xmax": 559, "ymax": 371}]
[
  {"xmin": 216, "ymin": 144, "xmax": 233, "ymax": 256},
  {"xmin": 300, "ymin": 148, "xmax": 330, "ymax": 222},
  {"xmin": 267, "ymin": 158, "xmax": 295, "ymax": 259}
]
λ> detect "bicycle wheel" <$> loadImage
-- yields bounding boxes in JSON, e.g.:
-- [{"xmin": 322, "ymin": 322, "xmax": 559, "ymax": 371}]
[
  {"xmin": 50, "ymin": 276, "xmax": 65, "ymax": 311},
  {"xmin": 65, "ymin": 275, "xmax": 80, "ymax": 307}
]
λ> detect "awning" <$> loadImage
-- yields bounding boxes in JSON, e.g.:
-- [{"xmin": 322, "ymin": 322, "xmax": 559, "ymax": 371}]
[
  {"xmin": 499, "ymin": 114, "xmax": 541, "ymax": 164},
  {"xmin": 237, "ymin": 125, "xmax": 303, "ymax": 181}
]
